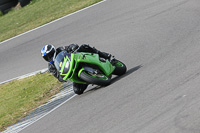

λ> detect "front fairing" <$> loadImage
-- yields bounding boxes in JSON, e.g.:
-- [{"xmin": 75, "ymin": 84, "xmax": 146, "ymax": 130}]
[{"xmin": 54, "ymin": 51, "xmax": 74, "ymax": 80}]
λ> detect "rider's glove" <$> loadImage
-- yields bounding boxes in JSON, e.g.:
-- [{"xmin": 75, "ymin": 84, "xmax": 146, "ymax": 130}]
[
  {"xmin": 48, "ymin": 63, "xmax": 67, "ymax": 82},
  {"xmin": 48, "ymin": 63, "xmax": 57, "ymax": 75}
]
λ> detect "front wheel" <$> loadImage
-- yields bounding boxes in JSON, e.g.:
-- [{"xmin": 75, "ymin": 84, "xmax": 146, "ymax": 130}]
[
  {"xmin": 79, "ymin": 70, "xmax": 111, "ymax": 86},
  {"xmin": 112, "ymin": 60, "xmax": 127, "ymax": 76},
  {"xmin": 73, "ymin": 82, "xmax": 88, "ymax": 95}
]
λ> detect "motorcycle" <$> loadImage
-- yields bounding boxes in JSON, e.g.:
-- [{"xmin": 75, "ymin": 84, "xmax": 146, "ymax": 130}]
[{"xmin": 54, "ymin": 50, "xmax": 127, "ymax": 95}]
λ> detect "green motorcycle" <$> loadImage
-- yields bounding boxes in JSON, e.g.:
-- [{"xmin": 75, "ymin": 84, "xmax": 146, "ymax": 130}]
[{"xmin": 54, "ymin": 50, "xmax": 127, "ymax": 95}]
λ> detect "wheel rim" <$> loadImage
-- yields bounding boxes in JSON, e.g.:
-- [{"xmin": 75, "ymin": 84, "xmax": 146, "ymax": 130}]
[{"xmin": 86, "ymin": 72, "xmax": 109, "ymax": 80}]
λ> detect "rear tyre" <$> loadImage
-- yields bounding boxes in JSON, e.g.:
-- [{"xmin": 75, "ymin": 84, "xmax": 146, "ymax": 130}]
[
  {"xmin": 0, "ymin": 0, "xmax": 18, "ymax": 14},
  {"xmin": 0, "ymin": 0, "xmax": 13, "ymax": 5},
  {"xmin": 112, "ymin": 60, "xmax": 127, "ymax": 76},
  {"xmin": 73, "ymin": 82, "xmax": 88, "ymax": 95},
  {"xmin": 80, "ymin": 70, "xmax": 111, "ymax": 86}
]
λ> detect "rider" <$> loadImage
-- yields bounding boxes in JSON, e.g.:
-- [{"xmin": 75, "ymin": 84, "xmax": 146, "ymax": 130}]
[{"xmin": 41, "ymin": 44, "xmax": 112, "ymax": 83}]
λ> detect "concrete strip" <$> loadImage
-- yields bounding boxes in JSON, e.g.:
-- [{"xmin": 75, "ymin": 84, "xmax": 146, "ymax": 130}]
[
  {"xmin": 2, "ymin": 82, "xmax": 75, "ymax": 133},
  {"xmin": 0, "ymin": 68, "xmax": 48, "ymax": 85}
]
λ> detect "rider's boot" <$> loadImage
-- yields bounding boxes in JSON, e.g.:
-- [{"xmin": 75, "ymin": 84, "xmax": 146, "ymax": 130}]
[
  {"xmin": 96, "ymin": 50, "xmax": 116, "ymax": 63},
  {"xmin": 97, "ymin": 51, "xmax": 111, "ymax": 60},
  {"xmin": 80, "ymin": 44, "xmax": 115, "ymax": 62},
  {"xmin": 80, "ymin": 44, "xmax": 111, "ymax": 59}
]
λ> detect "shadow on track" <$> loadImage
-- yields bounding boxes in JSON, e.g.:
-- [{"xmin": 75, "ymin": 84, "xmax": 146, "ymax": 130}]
[
  {"xmin": 84, "ymin": 65, "xmax": 142, "ymax": 94},
  {"xmin": 111, "ymin": 65, "xmax": 142, "ymax": 84}
]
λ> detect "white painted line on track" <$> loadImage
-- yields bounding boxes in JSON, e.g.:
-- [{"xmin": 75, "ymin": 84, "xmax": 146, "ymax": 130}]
[
  {"xmin": 0, "ymin": 0, "xmax": 107, "ymax": 84},
  {"xmin": 0, "ymin": 0, "xmax": 107, "ymax": 45},
  {"xmin": 0, "ymin": 68, "xmax": 48, "ymax": 85},
  {"xmin": 18, "ymin": 94, "xmax": 77, "ymax": 133},
  {"xmin": 3, "ymin": 84, "xmax": 76, "ymax": 133},
  {"xmin": 1, "ymin": 1, "xmax": 107, "ymax": 132}
]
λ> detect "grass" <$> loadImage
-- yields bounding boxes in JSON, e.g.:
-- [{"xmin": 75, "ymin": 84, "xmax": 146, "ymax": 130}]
[
  {"xmin": 0, "ymin": 0, "xmax": 102, "ymax": 42},
  {"xmin": 0, "ymin": 73, "xmax": 64, "ymax": 131},
  {"xmin": 0, "ymin": 0, "xmax": 102, "ymax": 131}
]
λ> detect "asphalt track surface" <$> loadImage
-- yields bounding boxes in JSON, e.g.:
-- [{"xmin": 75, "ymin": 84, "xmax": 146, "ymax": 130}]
[{"xmin": 1, "ymin": 0, "xmax": 200, "ymax": 132}]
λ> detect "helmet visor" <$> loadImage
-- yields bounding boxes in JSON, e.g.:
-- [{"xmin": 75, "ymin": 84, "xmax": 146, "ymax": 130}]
[{"xmin": 43, "ymin": 48, "xmax": 56, "ymax": 62}]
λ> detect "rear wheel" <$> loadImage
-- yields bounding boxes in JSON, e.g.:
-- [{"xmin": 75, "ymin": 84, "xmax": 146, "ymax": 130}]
[
  {"xmin": 0, "ymin": 0, "xmax": 13, "ymax": 5},
  {"xmin": 0, "ymin": 0, "xmax": 18, "ymax": 14},
  {"xmin": 112, "ymin": 60, "xmax": 127, "ymax": 76},
  {"xmin": 80, "ymin": 70, "xmax": 111, "ymax": 86}
]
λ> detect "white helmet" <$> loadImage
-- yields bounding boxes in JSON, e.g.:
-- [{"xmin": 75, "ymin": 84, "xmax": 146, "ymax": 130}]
[{"xmin": 41, "ymin": 44, "xmax": 56, "ymax": 63}]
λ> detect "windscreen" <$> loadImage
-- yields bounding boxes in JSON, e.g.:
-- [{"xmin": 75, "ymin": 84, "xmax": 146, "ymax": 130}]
[{"xmin": 54, "ymin": 51, "xmax": 71, "ymax": 72}]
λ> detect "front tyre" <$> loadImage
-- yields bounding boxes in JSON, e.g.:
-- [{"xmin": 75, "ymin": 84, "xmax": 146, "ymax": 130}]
[
  {"xmin": 80, "ymin": 70, "xmax": 111, "ymax": 86},
  {"xmin": 73, "ymin": 82, "xmax": 88, "ymax": 95},
  {"xmin": 112, "ymin": 60, "xmax": 127, "ymax": 76}
]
